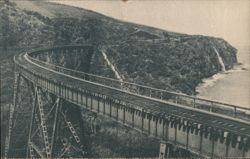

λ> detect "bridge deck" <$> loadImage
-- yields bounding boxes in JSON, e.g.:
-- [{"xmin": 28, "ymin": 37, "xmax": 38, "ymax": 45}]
[{"xmin": 15, "ymin": 52, "xmax": 250, "ymax": 138}]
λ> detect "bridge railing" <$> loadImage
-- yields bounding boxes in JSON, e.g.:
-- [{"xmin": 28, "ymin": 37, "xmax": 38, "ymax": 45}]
[{"xmin": 26, "ymin": 53, "xmax": 250, "ymax": 120}]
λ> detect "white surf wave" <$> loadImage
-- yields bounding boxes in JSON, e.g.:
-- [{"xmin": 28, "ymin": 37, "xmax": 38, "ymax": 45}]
[
  {"xmin": 196, "ymin": 73, "xmax": 226, "ymax": 91},
  {"xmin": 196, "ymin": 64, "xmax": 249, "ymax": 93}
]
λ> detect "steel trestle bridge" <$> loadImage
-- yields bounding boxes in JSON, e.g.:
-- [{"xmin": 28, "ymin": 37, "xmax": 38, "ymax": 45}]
[{"xmin": 5, "ymin": 45, "xmax": 250, "ymax": 158}]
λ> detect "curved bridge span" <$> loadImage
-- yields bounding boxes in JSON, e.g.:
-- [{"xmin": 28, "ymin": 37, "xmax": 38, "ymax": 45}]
[{"xmin": 6, "ymin": 45, "xmax": 250, "ymax": 158}]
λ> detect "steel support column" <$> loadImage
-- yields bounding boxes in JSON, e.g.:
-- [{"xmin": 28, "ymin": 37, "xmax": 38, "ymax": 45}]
[
  {"xmin": 26, "ymin": 84, "xmax": 38, "ymax": 158},
  {"xmin": 5, "ymin": 71, "xmax": 21, "ymax": 157},
  {"xmin": 50, "ymin": 98, "xmax": 61, "ymax": 157}
]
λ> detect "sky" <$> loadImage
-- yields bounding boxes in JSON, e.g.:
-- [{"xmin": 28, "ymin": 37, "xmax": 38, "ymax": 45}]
[{"xmin": 53, "ymin": 0, "xmax": 250, "ymax": 63}]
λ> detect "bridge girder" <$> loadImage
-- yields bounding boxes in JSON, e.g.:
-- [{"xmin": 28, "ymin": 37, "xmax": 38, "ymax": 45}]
[{"xmin": 7, "ymin": 45, "xmax": 250, "ymax": 158}]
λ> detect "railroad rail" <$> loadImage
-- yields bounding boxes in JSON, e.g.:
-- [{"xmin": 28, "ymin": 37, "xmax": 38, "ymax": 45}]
[
  {"xmin": 6, "ymin": 45, "xmax": 250, "ymax": 158},
  {"xmin": 27, "ymin": 48, "xmax": 250, "ymax": 119}
]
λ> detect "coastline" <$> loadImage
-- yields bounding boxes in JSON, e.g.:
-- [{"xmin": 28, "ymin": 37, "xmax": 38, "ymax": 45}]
[{"xmin": 196, "ymin": 63, "xmax": 250, "ymax": 108}]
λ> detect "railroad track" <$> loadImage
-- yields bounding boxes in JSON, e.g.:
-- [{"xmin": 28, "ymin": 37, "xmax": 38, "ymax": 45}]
[{"xmin": 14, "ymin": 51, "xmax": 250, "ymax": 138}]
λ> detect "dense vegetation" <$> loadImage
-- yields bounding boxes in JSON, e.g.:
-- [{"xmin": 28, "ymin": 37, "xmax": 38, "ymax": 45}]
[
  {"xmin": 0, "ymin": 1, "xmax": 237, "ymax": 94},
  {"xmin": 104, "ymin": 36, "xmax": 237, "ymax": 94}
]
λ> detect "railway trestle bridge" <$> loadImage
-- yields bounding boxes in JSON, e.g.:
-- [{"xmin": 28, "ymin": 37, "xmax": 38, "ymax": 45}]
[{"xmin": 5, "ymin": 45, "xmax": 250, "ymax": 158}]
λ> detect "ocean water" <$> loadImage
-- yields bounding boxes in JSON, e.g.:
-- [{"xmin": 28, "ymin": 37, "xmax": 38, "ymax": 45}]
[
  {"xmin": 196, "ymin": 49, "xmax": 250, "ymax": 108},
  {"xmin": 50, "ymin": 0, "xmax": 250, "ymax": 108}
]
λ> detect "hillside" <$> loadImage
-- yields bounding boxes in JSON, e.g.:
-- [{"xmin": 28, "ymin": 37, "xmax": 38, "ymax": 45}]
[
  {"xmin": 1, "ymin": 1, "xmax": 237, "ymax": 95},
  {"xmin": 0, "ymin": 0, "xmax": 238, "ymax": 157}
]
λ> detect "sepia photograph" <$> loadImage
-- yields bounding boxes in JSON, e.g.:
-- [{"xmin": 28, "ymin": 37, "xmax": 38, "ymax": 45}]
[{"xmin": 0, "ymin": 0, "xmax": 249, "ymax": 158}]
